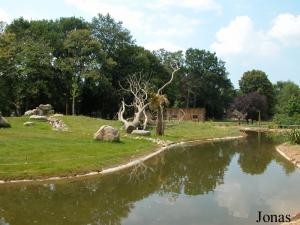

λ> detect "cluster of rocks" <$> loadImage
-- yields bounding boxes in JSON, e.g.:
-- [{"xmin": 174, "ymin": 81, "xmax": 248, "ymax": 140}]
[
  {"xmin": 25, "ymin": 104, "xmax": 54, "ymax": 117},
  {"xmin": 48, "ymin": 116, "xmax": 68, "ymax": 131},
  {"xmin": 94, "ymin": 125, "xmax": 120, "ymax": 142},
  {"xmin": 0, "ymin": 115, "xmax": 11, "ymax": 128}
]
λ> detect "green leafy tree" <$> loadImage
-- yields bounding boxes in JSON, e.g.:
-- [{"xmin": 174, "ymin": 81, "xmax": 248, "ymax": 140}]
[
  {"xmin": 184, "ymin": 48, "xmax": 234, "ymax": 118},
  {"xmin": 239, "ymin": 70, "xmax": 275, "ymax": 116},
  {"xmin": 59, "ymin": 29, "xmax": 103, "ymax": 115},
  {"xmin": 274, "ymin": 81, "xmax": 300, "ymax": 114}
]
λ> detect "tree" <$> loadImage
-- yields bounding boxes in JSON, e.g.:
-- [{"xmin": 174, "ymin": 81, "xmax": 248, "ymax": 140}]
[
  {"xmin": 231, "ymin": 92, "xmax": 268, "ymax": 123},
  {"xmin": 118, "ymin": 74, "xmax": 150, "ymax": 133},
  {"xmin": 0, "ymin": 31, "xmax": 17, "ymax": 115},
  {"xmin": 154, "ymin": 48, "xmax": 234, "ymax": 119},
  {"xmin": 150, "ymin": 64, "xmax": 180, "ymax": 135},
  {"xmin": 59, "ymin": 29, "xmax": 103, "ymax": 115},
  {"xmin": 274, "ymin": 81, "xmax": 300, "ymax": 114},
  {"xmin": 91, "ymin": 14, "xmax": 134, "ymax": 56},
  {"xmin": 239, "ymin": 70, "xmax": 274, "ymax": 116}
]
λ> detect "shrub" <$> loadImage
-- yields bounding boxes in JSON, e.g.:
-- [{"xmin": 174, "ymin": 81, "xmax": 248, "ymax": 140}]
[
  {"xmin": 286, "ymin": 129, "xmax": 300, "ymax": 144},
  {"xmin": 273, "ymin": 113, "xmax": 300, "ymax": 125}
]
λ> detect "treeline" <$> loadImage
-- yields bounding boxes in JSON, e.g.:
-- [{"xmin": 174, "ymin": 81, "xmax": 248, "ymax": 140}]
[
  {"xmin": 0, "ymin": 14, "xmax": 234, "ymax": 119},
  {"xmin": 0, "ymin": 14, "xmax": 298, "ymax": 122}
]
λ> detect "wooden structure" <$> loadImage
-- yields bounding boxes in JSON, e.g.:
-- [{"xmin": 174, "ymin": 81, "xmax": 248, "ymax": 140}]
[{"xmin": 165, "ymin": 108, "xmax": 206, "ymax": 122}]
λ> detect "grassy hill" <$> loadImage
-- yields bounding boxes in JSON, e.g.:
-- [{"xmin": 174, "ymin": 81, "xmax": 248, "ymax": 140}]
[{"xmin": 0, "ymin": 116, "xmax": 241, "ymax": 180}]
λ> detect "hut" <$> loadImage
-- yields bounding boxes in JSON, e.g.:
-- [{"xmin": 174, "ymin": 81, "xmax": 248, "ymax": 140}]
[{"xmin": 165, "ymin": 108, "xmax": 206, "ymax": 122}]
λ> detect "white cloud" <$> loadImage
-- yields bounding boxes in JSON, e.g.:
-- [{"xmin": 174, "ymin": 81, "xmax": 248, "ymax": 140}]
[
  {"xmin": 0, "ymin": 8, "xmax": 9, "ymax": 22},
  {"xmin": 65, "ymin": 0, "xmax": 206, "ymax": 51},
  {"xmin": 148, "ymin": 14, "xmax": 202, "ymax": 38},
  {"xmin": 269, "ymin": 13, "xmax": 300, "ymax": 46},
  {"xmin": 144, "ymin": 41, "xmax": 184, "ymax": 52},
  {"xmin": 211, "ymin": 16, "xmax": 279, "ymax": 57},
  {"xmin": 65, "ymin": 0, "xmax": 144, "ymax": 29},
  {"xmin": 215, "ymin": 181, "xmax": 249, "ymax": 218},
  {"xmin": 147, "ymin": 0, "xmax": 222, "ymax": 12}
]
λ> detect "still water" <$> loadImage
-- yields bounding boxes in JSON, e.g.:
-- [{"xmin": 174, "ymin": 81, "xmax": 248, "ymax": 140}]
[{"xmin": 0, "ymin": 133, "xmax": 300, "ymax": 225}]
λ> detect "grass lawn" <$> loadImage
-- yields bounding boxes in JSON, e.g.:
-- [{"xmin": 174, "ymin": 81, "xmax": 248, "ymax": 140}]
[{"xmin": 0, "ymin": 116, "xmax": 241, "ymax": 180}]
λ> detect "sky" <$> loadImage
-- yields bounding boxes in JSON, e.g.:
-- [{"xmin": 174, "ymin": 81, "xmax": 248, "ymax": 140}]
[{"xmin": 0, "ymin": 0, "xmax": 300, "ymax": 87}]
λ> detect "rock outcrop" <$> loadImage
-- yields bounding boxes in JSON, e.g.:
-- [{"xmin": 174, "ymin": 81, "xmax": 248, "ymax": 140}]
[
  {"xmin": 94, "ymin": 125, "xmax": 120, "ymax": 142},
  {"xmin": 24, "ymin": 104, "xmax": 54, "ymax": 116}
]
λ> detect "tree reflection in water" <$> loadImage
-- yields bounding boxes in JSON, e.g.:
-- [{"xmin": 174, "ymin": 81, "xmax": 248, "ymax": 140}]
[{"xmin": 0, "ymin": 133, "xmax": 296, "ymax": 225}]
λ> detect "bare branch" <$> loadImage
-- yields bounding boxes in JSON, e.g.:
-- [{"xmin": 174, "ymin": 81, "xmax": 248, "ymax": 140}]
[{"xmin": 157, "ymin": 63, "xmax": 180, "ymax": 95}]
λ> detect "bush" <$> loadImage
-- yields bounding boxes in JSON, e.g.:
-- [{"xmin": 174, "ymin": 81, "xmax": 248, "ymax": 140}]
[
  {"xmin": 286, "ymin": 129, "xmax": 300, "ymax": 144},
  {"xmin": 273, "ymin": 113, "xmax": 300, "ymax": 125}
]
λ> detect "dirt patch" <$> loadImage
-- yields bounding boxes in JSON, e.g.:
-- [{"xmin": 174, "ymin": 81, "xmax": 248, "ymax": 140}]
[{"xmin": 276, "ymin": 144, "xmax": 300, "ymax": 168}]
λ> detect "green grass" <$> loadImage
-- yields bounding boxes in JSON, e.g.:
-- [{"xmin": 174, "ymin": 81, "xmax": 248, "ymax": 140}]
[
  {"xmin": 0, "ymin": 116, "xmax": 241, "ymax": 180},
  {"xmin": 151, "ymin": 121, "xmax": 241, "ymax": 141}
]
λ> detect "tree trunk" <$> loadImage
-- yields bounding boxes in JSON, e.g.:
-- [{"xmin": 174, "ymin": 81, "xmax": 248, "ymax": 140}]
[
  {"xmin": 65, "ymin": 100, "xmax": 69, "ymax": 115},
  {"xmin": 186, "ymin": 89, "xmax": 190, "ymax": 108},
  {"xmin": 72, "ymin": 96, "xmax": 75, "ymax": 115},
  {"xmin": 143, "ymin": 110, "xmax": 148, "ymax": 130},
  {"xmin": 156, "ymin": 106, "xmax": 164, "ymax": 136}
]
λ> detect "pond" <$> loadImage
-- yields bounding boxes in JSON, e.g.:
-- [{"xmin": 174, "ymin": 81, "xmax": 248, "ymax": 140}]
[{"xmin": 0, "ymin": 132, "xmax": 300, "ymax": 225}]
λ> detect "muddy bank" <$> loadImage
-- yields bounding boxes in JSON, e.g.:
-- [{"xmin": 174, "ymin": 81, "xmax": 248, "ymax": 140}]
[{"xmin": 276, "ymin": 144, "xmax": 300, "ymax": 168}]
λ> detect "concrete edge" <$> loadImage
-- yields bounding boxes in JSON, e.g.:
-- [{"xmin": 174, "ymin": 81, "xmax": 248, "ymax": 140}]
[{"xmin": 276, "ymin": 145, "xmax": 300, "ymax": 169}]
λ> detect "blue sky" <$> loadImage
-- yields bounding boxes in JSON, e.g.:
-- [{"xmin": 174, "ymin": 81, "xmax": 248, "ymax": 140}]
[{"xmin": 0, "ymin": 0, "xmax": 300, "ymax": 87}]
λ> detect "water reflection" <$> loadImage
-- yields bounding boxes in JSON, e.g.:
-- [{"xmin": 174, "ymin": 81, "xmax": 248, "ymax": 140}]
[{"xmin": 0, "ymin": 133, "xmax": 299, "ymax": 225}]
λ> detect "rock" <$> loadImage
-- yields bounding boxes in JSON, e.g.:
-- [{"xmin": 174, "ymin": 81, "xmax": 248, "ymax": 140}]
[
  {"xmin": 0, "ymin": 116, "xmax": 11, "ymax": 128},
  {"xmin": 24, "ymin": 109, "xmax": 39, "ymax": 116},
  {"xmin": 29, "ymin": 115, "xmax": 48, "ymax": 121},
  {"xmin": 38, "ymin": 104, "xmax": 54, "ymax": 116},
  {"xmin": 94, "ymin": 125, "xmax": 120, "ymax": 142},
  {"xmin": 131, "ymin": 130, "xmax": 151, "ymax": 136},
  {"xmin": 53, "ymin": 113, "xmax": 64, "ymax": 117},
  {"xmin": 24, "ymin": 110, "xmax": 33, "ymax": 116},
  {"xmin": 24, "ymin": 121, "xmax": 34, "ymax": 127},
  {"xmin": 48, "ymin": 117, "xmax": 68, "ymax": 131},
  {"xmin": 24, "ymin": 104, "xmax": 54, "ymax": 116}
]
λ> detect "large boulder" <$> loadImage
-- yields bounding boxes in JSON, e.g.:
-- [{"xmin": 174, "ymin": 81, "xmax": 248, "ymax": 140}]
[
  {"xmin": 0, "ymin": 116, "xmax": 11, "ymax": 128},
  {"xmin": 24, "ymin": 109, "xmax": 36, "ymax": 116},
  {"xmin": 38, "ymin": 104, "xmax": 54, "ymax": 116},
  {"xmin": 132, "ymin": 130, "xmax": 151, "ymax": 136},
  {"xmin": 94, "ymin": 125, "xmax": 120, "ymax": 142}
]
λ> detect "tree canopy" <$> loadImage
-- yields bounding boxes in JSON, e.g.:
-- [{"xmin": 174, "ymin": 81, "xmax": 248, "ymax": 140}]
[
  {"xmin": 0, "ymin": 14, "xmax": 297, "ymax": 122},
  {"xmin": 239, "ymin": 70, "xmax": 275, "ymax": 117}
]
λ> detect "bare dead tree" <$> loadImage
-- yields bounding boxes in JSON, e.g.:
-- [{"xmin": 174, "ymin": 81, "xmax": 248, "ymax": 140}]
[
  {"xmin": 128, "ymin": 161, "xmax": 154, "ymax": 184},
  {"xmin": 151, "ymin": 63, "xmax": 180, "ymax": 135},
  {"xmin": 118, "ymin": 73, "xmax": 150, "ymax": 133}
]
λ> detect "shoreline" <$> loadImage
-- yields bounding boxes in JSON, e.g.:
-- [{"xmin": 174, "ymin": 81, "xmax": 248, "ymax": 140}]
[
  {"xmin": 276, "ymin": 144, "xmax": 300, "ymax": 168},
  {"xmin": 0, "ymin": 135, "xmax": 245, "ymax": 185}
]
